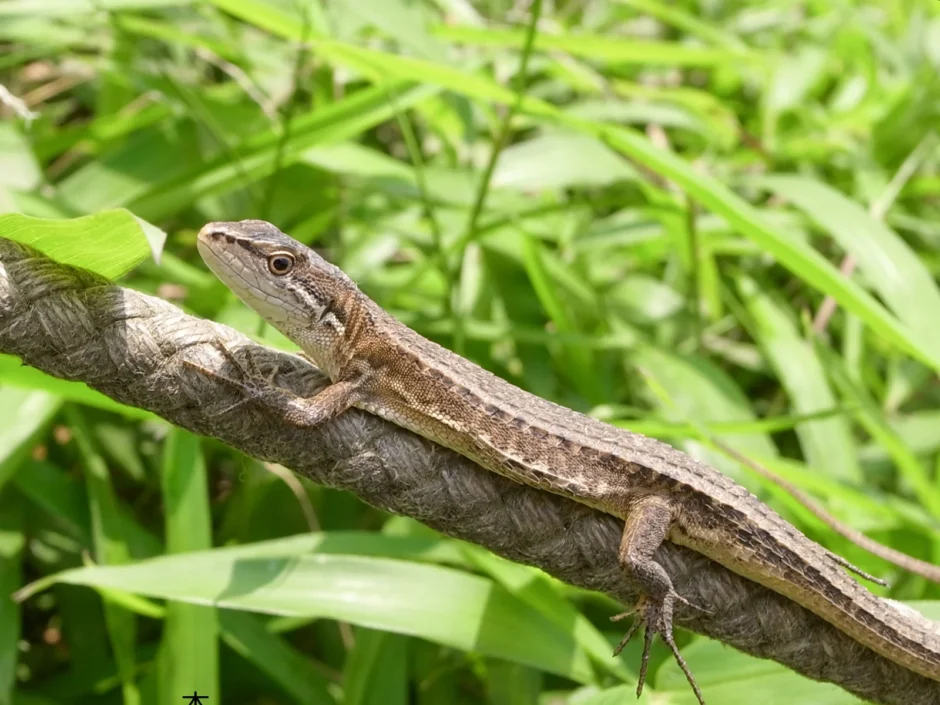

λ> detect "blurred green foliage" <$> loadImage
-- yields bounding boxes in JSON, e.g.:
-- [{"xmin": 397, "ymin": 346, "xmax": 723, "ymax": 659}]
[{"xmin": 1, "ymin": 0, "xmax": 939, "ymax": 703}]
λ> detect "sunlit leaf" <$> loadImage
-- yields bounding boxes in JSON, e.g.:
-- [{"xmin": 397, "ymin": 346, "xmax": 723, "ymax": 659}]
[{"xmin": 0, "ymin": 210, "xmax": 165, "ymax": 277}]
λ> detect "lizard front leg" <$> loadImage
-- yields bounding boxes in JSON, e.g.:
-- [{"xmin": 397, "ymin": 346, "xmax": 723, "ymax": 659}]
[
  {"xmin": 184, "ymin": 342, "xmax": 364, "ymax": 428},
  {"xmin": 612, "ymin": 495, "xmax": 705, "ymax": 705}
]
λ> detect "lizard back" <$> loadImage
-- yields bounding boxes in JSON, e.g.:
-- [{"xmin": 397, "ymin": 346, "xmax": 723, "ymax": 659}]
[{"xmin": 352, "ymin": 296, "xmax": 940, "ymax": 684}]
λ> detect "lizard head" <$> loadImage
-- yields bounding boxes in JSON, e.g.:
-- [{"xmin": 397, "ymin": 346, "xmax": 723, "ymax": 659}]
[{"xmin": 197, "ymin": 220, "xmax": 357, "ymax": 377}]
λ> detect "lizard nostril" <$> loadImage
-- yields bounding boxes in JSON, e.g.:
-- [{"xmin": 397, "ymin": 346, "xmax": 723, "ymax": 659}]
[{"xmin": 197, "ymin": 224, "xmax": 233, "ymax": 243}]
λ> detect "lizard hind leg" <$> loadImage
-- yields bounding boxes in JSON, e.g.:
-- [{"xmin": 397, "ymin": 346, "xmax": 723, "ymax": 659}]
[{"xmin": 611, "ymin": 496, "xmax": 705, "ymax": 705}]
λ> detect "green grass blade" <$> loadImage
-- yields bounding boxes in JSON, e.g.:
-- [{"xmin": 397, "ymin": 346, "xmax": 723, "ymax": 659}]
[
  {"xmin": 0, "ymin": 388, "xmax": 61, "ymax": 493},
  {"xmin": 630, "ymin": 344, "xmax": 777, "ymax": 481},
  {"xmin": 760, "ymin": 174, "xmax": 940, "ymax": 364},
  {"xmin": 434, "ymin": 25, "xmax": 756, "ymax": 66},
  {"xmin": 343, "ymin": 629, "xmax": 408, "ymax": 705},
  {"xmin": 735, "ymin": 274, "xmax": 860, "ymax": 481},
  {"xmin": 66, "ymin": 407, "xmax": 140, "ymax": 705},
  {"xmin": 820, "ymin": 347, "xmax": 940, "ymax": 519},
  {"xmin": 14, "ymin": 459, "xmax": 161, "ymax": 559},
  {"xmin": 157, "ymin": 430, "xmax": 218, "ymax": 703},
  {"xmin": 0, "ymin": 0, "xmax": 191, "ymax": 16},
  {"xmin": 219, "ymin": 610, "xmax": 336, "ymax": 705},
  {"xmin": 602, "ymin": 407, "xmax": 858, "ymax": 437},
  {"xmin": 126, "ymin": 83, "xmax": 439, "ymax": 221},
  {"xmin": 520, "ymin": 233, "xmax": 602, "ymax": 403},
  {"xmin": 7, "ymin": 5, "xmax": 940, "ymax": 702},
  {"xmin": 300, "ymin": 39, "xmax": 939, "ymax": 371},
  {"xmin": 0, "ymin": 488, "xmax": 24, "ymax": 705},
  {"xmin": 207, "ymin": 0, "xmax": 328, "ymax": 39}
]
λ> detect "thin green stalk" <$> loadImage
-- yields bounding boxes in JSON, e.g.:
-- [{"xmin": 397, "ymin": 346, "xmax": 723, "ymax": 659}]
[
  {"xmin": 157, "ymin": 64, "xmax": 263, "ymax": 213},
  {"xmin": 452, "ymin": 0, "xmax": 543, "ymax": 353},
  {"xmin": 387, "ymin": 86, "xmax": 450, "ymax": 315},
  {"xmin": 261, "ymin": 5, "xmax": 314, "ymax": 219},
  {"xmin": 686, "ymin": 193, "xmax": 702, "ymax": 348}
]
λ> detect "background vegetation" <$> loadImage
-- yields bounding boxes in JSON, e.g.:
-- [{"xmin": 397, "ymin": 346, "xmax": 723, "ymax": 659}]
[{"xmin": 2, "ymin": 0, "xmax": 940, "ymax": 703}]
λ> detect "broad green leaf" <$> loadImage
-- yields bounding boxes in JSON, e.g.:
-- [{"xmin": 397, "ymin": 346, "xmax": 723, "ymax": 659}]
[
  {"xmin": 567, "ymin": 640, "xmax": 864, "ymax": 704},
  {"xmin": 460, "ymin": 543, "xmax": 631, "ymax": 682},
  {"xmin": 656, "ymin": 641, "xmax": 863, "ymax": 705},
  {"xmin": 25, "ymin": 542, "xmax": 598, "ymax": 684},
  {"xmin": 0, "ymin": 210, "xmax": 165, "ymax": 277}
]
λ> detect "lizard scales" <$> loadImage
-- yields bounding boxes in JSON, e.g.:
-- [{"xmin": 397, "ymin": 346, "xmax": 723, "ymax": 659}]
[{"xmin": 195, "ymin": 219, "xmax": 940, "ymax": 699}]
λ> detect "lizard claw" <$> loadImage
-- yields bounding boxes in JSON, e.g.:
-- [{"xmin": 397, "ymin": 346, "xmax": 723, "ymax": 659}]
[
  {"xmin": 611, "ymin": 592, "xmax": 706, "ymax": 705},
  {"xmin": 183, "ymin": 341, "xmax": 289, "ymax": 416},
  {"xmin": 675, "ymin": 592, "xmax": 712, "ymax": 617},
  {"xmin": 207, "ymin": 340, "xmax": 282, "ymax": 386}
]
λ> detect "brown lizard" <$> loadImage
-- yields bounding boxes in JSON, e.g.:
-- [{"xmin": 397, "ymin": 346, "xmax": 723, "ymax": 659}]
[{"xmin": 193, "ymin": 219, "xmax": 940, "ymax": 702}]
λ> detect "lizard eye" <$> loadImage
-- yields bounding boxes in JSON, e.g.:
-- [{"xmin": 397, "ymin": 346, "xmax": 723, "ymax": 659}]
[{"xmin": 267, "ymin": 253, "xmax": 295, "ymax": 275}]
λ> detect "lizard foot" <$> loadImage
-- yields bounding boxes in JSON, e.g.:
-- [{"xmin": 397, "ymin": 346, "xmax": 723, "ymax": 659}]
[
  {"xmin": 185, "ymin": 341, "xmax": 361, "ymax": 428},
  {"xmin": 183, "ymin": 341, "xmax": 292, "ymax": 417},
  {"xmin": 610, "ymin": 591, "xmax": 705, "ymax": 705}
]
